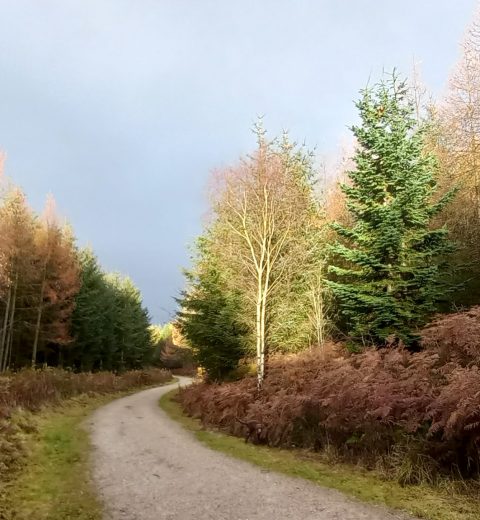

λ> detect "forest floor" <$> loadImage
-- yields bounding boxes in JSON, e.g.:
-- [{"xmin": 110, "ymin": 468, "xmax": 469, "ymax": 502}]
[{"xmin": 89, "ymin": 377, "xmax": 414, "ymax": 520}]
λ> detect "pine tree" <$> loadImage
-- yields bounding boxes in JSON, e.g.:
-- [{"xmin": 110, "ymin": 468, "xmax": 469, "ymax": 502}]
[{"xmin": 328, "ymin": 73, "xmax": 454, "ymax": 347}]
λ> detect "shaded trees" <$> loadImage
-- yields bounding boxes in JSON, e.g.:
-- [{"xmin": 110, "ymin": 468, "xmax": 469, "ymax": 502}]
[{"xmin": 68, "ymin": 249, "xmax": 152, "ymax": 371}]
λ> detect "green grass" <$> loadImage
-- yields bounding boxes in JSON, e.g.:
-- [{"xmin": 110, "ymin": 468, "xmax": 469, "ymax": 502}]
[
  {"xmin": 2, "ymin": 395, "xmax": 107, "ymax": 520},
  {"xmin": 2, "ymin": 378, "xmax": 176, "ymax": 520},
  {"xmin": 159, "ymin": 389, "xmax": 480, "ymax": 520}
]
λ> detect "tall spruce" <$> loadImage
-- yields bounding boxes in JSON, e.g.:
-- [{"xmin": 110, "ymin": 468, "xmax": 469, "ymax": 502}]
[{"xmin": 329, "ymin": 73, "xmax": 454, "ymax": 347}]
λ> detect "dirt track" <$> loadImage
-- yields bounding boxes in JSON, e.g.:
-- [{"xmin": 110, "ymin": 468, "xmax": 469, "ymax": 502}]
[{"xmin": 89, "ymin": 377, "xmax": 413, "ymax": 520}]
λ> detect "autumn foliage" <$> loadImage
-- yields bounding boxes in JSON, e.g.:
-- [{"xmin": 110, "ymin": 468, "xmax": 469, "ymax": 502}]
[
  {"xmin": 0, "ymin": 171, "xmax": 155, "ymax": 372},
  {"xmin": 179, "ymin": 307, "xmax": 480, "ymax": 484}
]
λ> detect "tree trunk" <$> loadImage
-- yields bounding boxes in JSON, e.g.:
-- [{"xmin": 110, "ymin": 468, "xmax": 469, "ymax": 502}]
[
  {"xmin": 6, "ymin": 324, "xmax": 14, "ymax": 370},
  {"xmin": 32, "ymin": 277, "xmax": 46, "ymax": 368},
  {"xmin": 259, "ymin": 296, "xmax": 266, "ymax": 389},
  {"xmin": 258, "ymin": 262, "xmax": 271, "ymax": 390},
  {"xmin": 0, "ymin": 285, "xmax": 12, "ymax": 372},
  {"xmin": 3, "ymin": 273, "xmax": 18, "ymax": 371},
  {"xmin": 256, "ymin": 275, "xmax": 263, "ymax": 391}
]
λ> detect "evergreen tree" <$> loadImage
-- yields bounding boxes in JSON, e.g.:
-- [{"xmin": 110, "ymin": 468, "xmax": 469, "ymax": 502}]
[
  {"xmin": 177, "ymin": 236, "xmax": 247, "ymax": 381},
  {"xmin": 69, "ymin": 249, "xmax": 152, "ymax": 371},
  {"xmin": 328, "ymin": 73, "xmax": 454, "ymax": 347},
  {"xmin": 105, "ymin": 273, "xmax": 153, "ymax": 369},
  {"xmin": 0, "ymin": 188, "xmax": 38, "ymax": 370},
  {"xmin": 69, "ymin": 249, "xmax": 109, "ymax": 370}
]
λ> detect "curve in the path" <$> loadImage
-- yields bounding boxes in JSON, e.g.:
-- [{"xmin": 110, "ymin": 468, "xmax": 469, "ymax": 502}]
[{"xmin": 89, "ymin": 377, "xmax": 413, "ymax": 520}]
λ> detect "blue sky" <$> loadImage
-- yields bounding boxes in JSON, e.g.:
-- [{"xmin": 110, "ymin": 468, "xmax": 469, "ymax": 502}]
[{"xmin": 0, "ymin": 0, "xmax": 477, "ymax": 322}]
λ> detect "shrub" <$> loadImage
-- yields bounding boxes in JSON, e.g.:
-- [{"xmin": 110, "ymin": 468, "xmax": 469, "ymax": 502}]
[{"xmin": 179, "ymin": 310, "xmax": 480, "ymax": 485}]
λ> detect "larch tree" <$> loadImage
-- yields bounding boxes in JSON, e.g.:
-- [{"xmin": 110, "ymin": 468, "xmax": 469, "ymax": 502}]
[
  {"xmin": 31, "ymin": 197, "xmax": 80, "ymax": 367},
  {"xmin": 434, "ymin": 7, "xmax": 480, "ymax": 304},
  {"xmin": 328, "ymin": 73, "xmax": 454, "ymax": 348},
  {"xmin": 0, "ymin": 167, "xmax": 151, "ymax": 372},
  {"xmin": 0, "ymin": 187, "xmax": 37, "ymax": 371}
]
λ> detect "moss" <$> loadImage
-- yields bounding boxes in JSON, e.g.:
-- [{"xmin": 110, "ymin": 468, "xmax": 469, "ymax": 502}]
[{"xmin": 159, "ymin": 389, "xmax": 480, "ymax": 520}]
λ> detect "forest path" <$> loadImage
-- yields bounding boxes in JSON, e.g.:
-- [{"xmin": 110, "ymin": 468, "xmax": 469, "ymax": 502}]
[{"xmin": 89, "ymin": 377, "xmax": 412, "ymax": 520}]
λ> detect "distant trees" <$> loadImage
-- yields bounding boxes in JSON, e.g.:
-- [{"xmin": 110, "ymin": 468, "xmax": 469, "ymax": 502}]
[
  {"xmin": 31, "ymin": 198, "xmax": 80, "ymax": 367},
  {"xmin": 328, "ymin": 74, "xmax": 454, "ymax": 347},
  {"xmin": 68, "ymin": 249, "xmax": 152, "ymax": 371},
  {"xmin": 0, "ymin": 185, "xmax": 80, "ymax": 369},
  {"xmin": 0, "ymin": 187, "xmax": 38, "ymax": 370},
  {"xmin": 0, "ymin": 172, "xmax": 153, "ymax": 372}
]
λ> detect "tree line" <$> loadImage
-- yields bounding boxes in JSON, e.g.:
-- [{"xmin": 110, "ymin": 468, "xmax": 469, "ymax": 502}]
[
  {"xmin": 0, "ymin": 173, "xmax": 153, "ymax": 372},
  {"xmin": 177, "ymin": 10, "xmax": 480, "ymax": 387}
]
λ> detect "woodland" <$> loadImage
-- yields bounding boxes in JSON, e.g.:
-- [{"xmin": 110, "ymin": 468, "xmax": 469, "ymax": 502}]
[
  {"xmin": 177, "ymin": 10, "xmax": 480, "ymax": 488},
  {"xmin": 1, "ymin": 3, "xmax": 480, "ymax": 503},
  {"xmin": 0, "ymin": 179, "xmax": 154, "ymax": 373}
]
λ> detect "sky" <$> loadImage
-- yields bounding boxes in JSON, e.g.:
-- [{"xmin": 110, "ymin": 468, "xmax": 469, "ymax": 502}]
[{"xmin": 0, "ymin": 0, "xmax": 477, "ymax": 323}]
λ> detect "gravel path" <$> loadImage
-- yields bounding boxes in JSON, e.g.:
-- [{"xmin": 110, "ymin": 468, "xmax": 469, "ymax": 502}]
[{"xmin": 89, "ymin": 377, "xmax": 414, "ymax": 520}]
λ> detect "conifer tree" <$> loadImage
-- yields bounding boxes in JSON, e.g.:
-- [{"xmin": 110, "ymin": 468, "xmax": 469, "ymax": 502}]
[
  {"xmin": 31, "ymin": 198, "xmax": 80, "ymax": 367},
  {"xmin": 69, "ymin": 249, "xmax": 152, "ymax": 371},
  {"xmin": 329, "ymin": 73, "xmax": 454, "ymax": 347},
  {"xmin": 0, "ymin": 188, "xmax": 37, "ymax": 370},
  {"xmin": 177, "ymin": 235, "xmax": 248, "ymax": 381}
]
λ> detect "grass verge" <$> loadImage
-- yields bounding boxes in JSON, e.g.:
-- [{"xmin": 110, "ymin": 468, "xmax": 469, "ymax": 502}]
[
  {"xmin": 159, "ymin": 389, "xmax": 480, "ymax": 520},
  {"xmin": 2, "ymin": 378, "xmax": 176, "ymax": 520}
]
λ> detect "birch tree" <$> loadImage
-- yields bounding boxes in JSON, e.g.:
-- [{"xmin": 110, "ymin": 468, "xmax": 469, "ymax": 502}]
[{"xmin": 213, "ymin": 131, "xmax": 322, "ymax": 389}]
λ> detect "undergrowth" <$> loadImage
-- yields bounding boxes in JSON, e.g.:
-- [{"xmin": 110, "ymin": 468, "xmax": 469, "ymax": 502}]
[
  {"xmin": 179, "ymin": 307, "xmax": 480, "ymax": 487},
  {"xmin": 161, "ymin": 389, "xmax": 480, "ymax": 520}
]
